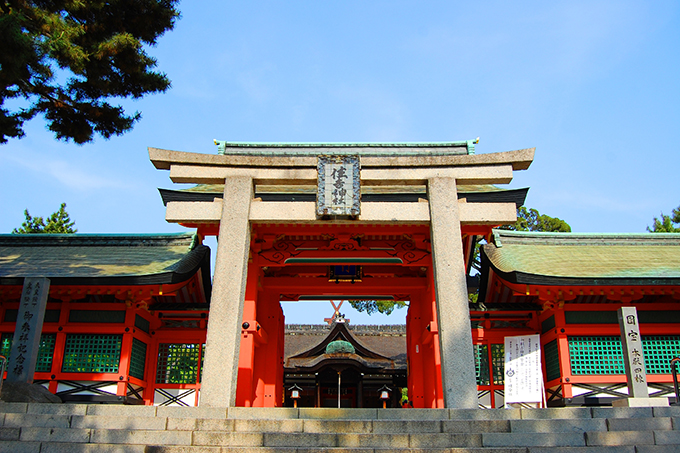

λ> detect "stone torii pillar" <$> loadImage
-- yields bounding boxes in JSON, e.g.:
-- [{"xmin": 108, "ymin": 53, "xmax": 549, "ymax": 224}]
[
  {"xmin": 428, "ymin": 177, "xmax": 478, "ymax": 408},
  {"xmin": 200, "ymin": 177, "xmax": 253, "ymax": 407}
]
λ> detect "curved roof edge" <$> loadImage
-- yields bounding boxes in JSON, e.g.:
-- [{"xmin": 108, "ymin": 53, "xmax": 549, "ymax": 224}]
[
  {"xmin": 0, "ymin": 233, "xmax": 211, "ymax": 294},
  {"xmin": 479, "ymin": 230, "xmax": 680, "ymax": 296},
  {"xmin": 491, "ymin": 229, "xmax": 680, "ymax": 247}
]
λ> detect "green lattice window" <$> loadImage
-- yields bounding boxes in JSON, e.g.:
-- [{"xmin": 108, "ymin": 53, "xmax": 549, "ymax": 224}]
[
  {"xmin": 474, "ymin": 343, "xmax": 504, "ymax": 386},
  {"xmin": 569, "ymin": 336, "xmax": 624, "ymax": 375},
  {"xmin": 491, "ymin": 344, "xmax": 504, "ymax": 385},
  {"xmin": 129, "ymin": 338, "xmax": 147, "ymax": 380},
  {"xmin": 200, "ymin": 344, "xmax": 205, "ymax": 383},
  {"xmin": 569, "ymin": 336, "xmax": 680, "ymax": 375},
  {"xmin": 544, "ymin": 339, "xmax": 561, "ymax": 381},
  {"xmin": 1, "ymin": 333, "xmax": 10, "ymax": 359},
  {"xmin": 62, "ymin": 334, "xmax": 122, "ymax": 373},
  {"xmin": 644, "ymin": 336, "xmax": 680, "ymax": 374},
  {"xmin": 1, "ymin": 332, "xmax": 56, "ymax": 373},
  {"xmin": 474, "ymin": 344, "xmax": 489, "ymax": 385},
  {"xmin": 156, "ymin": 343, "xmax": 201, "ymax": 384}
]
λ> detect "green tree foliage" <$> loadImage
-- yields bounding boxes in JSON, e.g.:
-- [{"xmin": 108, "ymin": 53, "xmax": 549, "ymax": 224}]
[
  {"xmin": 348, "ymin": 299, "xmax": 408, "ymax": 316},
  {"xmin": 469, "ymin": 206, "xmax": 570, "ymax": 274},
  {"xmin": 501, "ymin": 206, "xmax": 571, "ymax": 232},
  {"xmin": 12, "ymin": 202, "xmax": 77, "ymax": 233},
  {"xmin": 0, "ymin": 0, "xmax": 179, "ymax": 144},
  {"xmin": 647, "ymin": 205, "xmax": 680, "ymax": 232}
]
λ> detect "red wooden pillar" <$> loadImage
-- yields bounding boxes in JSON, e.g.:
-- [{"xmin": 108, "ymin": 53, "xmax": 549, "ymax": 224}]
[
  {"xmin": 252, "ymin": 291, "xmax": 284, "ymax": 407},
  {"xmin": 429, "ymin": 279, "xmax": 444, "ymax": 408},
  {"xmin": 407, "ymin": 286, "xmax": 441, "ymax": 408},
  {"xmin": 275, "ymin": 297, "xmax": 285, "ymax": 406},
  {"xmin": 235, "ymin": 261, "xmax": 260, "ymax": 407},
  {"xmin": 117, "ymin": 304, "xmax": 136, "ymax": 397},
  {"xmin": 49, "ymin": 299, "xmax": 69, "ymax": 395},
  {"xmin": 415, "ymin": 266, "xmax": 444, "ymax": 408},
  {"xmin": 553, "ymin": 305, "xmax": 573, "ymax": 399},
  {"xmin": 143, "ymin": 333, "xmax": 159, "ymax": 405},
  {"xmin": 406, "ymin": 293, "xmax": 425, "ymax": 408}
]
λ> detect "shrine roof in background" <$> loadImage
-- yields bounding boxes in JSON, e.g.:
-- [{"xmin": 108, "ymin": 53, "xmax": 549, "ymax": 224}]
[{"xmin": 284, "ymin": 323, "xmax": 407, "ymax": 369}]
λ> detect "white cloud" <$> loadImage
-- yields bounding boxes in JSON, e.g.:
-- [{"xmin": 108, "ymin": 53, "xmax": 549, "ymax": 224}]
[{"xmin": 0, "ymin": 149, "xmax": 132, "ymax": 191}]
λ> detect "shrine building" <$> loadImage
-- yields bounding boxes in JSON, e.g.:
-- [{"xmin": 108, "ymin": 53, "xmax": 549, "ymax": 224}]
[{"xmin": 1, "ymin": 140, "xmax": 679, "ymax": 409}]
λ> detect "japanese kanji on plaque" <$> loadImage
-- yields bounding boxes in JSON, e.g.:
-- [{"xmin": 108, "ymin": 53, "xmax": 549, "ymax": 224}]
[
  {"xmin": 317, "ymin": 155, "xmax": 360, "ymax": 216},
  {"xmin": 504, "ymin": 334, "xmax": 543, "ymax": 405}
]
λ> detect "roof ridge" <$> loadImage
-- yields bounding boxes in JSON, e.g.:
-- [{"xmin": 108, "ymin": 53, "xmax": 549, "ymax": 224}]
[
  {"xmin": 492, "ymin": 229, "xmax": 680, "ymax": 242},
  {"xmin": 0, "ymin": 232, "xmax": 196, "ymax": 247},
  {"xmin": 214, "ymin": 138, "xmax": 479, "ymax": 156},
  {"xmin": 215, "ymin": 140, "xmax": 476, "ymax": 148}
]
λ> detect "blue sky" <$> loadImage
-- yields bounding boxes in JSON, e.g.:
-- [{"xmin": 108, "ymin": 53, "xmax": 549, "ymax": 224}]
[{"xmin": 1, "ymin": 1, "xmax": 678, "ymax": 324}]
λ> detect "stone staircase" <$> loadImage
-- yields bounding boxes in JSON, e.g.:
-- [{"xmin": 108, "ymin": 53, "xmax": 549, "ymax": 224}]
[{"xmin": 1, "ymin": 403, "xmax": 679, "ymax": 452}]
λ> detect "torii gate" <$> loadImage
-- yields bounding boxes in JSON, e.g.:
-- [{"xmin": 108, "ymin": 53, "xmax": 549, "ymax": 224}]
[{"xmin": 150, "ymin": 141, "xmax": 534, "ymax": 409}]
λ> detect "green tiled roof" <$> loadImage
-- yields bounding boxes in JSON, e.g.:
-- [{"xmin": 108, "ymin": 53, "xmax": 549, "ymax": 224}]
[
  {"xmin": 214, "ymin": 139, "xmax": 478, "ymax": 156},
  {"xmin": 0, "ymin": 233, "xmax": 210, "ymax": 286},
  {"xmin": 482, "ymin": 230, "xmax": 680, "ymax": 285}
]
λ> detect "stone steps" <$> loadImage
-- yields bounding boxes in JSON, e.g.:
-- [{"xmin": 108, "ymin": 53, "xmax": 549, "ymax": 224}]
[{"xmin": 0, "ymin": 403, "xmax": 679, "ymax": 452}]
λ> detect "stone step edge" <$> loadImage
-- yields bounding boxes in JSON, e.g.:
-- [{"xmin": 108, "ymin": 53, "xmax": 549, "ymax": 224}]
[
  {"xmin": 0, "ymin": 442, "xmax": 531, "ymax": 453},
  {"xmin": 10, "ymin": 428, "xmax": 673, "ymax": 443},
  {"xmin": 3, "ymin": 402, "xmax": 678, "ymax": 419}
]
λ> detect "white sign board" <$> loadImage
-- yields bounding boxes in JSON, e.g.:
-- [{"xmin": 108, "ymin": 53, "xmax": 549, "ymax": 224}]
[{"xmin": 504, "ymin": 334, "xmax": 543, "ymax": 404}]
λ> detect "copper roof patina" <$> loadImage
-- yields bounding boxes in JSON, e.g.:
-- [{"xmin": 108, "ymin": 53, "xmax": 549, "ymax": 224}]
[
  {"xmin": 214, "ymin": 139, "xmax": 479, "ymax": 156},
  {"xmin": 285, "ymin": 323, "xmax": 406, "ymax": 371},
  {"xmin": 0, "ymin": 233, "xmax": 210, "ymax": 287},
  {"xmin": 481, "ymin": 230, "xmax": 680, "ymax": 286}
]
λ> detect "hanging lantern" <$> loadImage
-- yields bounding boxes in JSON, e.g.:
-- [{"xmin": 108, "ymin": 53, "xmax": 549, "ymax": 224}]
[
  {"xmin": 378, "ymin": 385, "xmax": 392, "ymax": 408},
  {"xmin": 288, "ymin": 384, "xmax": 303, "ymax": 408}
]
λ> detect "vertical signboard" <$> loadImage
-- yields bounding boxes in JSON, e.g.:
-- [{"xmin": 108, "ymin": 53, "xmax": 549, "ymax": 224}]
[
  {"xmin": 504, "ymin": 334, "xmax": 543, "ymax": 405},
  {"xmin": 618, "ymin": 306, "xmax": 649, "ymax": 398},
  {"xmin": 6, "ymin": 277, "xmax": 50, "ymax": 383},
  {"xmin": 317, "ymin": 155, "xmax": 361, "ymax": 216}
]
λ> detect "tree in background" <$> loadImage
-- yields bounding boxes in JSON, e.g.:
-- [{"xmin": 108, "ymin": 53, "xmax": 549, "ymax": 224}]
[
  {"xmin": 349, "ymin": 299, "xmax": 408, "ymax": 316},
  {"xmin": 350, "ymin": 206, "xmax": 571, "ymax": 316},
  {"xmin": 500, "ymin": 206, "xmax": 571, "ymax": 232},
  {"xmin": 467, "ymin": 206, "xmax": 571, "ymax": 275},
  {"xmin": 0, "ymin": 0, "xmax": 179, "ymax": 144},
  {"xmin": 647, "ymin": 206, "xmax": 680, "ymax": 232},
  {"xmin": 13, "ymin": 203, "xmax": 77, "ymax": 233}
]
